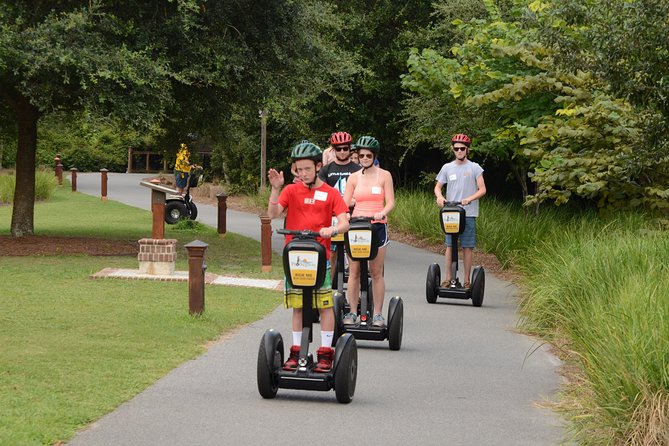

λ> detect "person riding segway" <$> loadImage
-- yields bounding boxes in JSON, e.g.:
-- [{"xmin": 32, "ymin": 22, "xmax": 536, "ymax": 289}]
[
  {"xmin": 165, "ymin": 164, "xmax": 203, "ymax": 224},
  {"xmin": 340, "ymin": 136, "xmax": 403, "ymax": 350},
  {"xmin": 427, "ymin": 133, "xmax": 487, "ymax": 306},
  {"xmin": 257, "ymin": 141, "xmax": 357, "ymax": 403}
]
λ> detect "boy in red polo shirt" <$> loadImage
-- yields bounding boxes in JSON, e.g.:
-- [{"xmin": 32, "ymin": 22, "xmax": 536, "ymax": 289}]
[{"xmin": 267, "ymin": 141, "xmax": 349, "ymax": 373}]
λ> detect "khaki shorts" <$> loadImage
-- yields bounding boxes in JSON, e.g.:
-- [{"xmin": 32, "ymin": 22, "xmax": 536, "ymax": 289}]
[{"xmin": 284, "ymin": 265, "xmax": 333, "ymax": 309}]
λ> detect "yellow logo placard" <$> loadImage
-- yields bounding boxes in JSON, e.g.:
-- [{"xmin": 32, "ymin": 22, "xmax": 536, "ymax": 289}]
[
  {"xmin": 348, "ymin": 229, "xmax": 372, "ymax": 258},
  {"xmin": 331, "ymin": 216, "xmax": 344, "ymax": 242},
  {"xmin": 441, "ymin": 212, "xmax": 461, "ymax": 234},
  {"xmin": 288, "ymin": 250, "xmax": 319, "ymax": 286}
]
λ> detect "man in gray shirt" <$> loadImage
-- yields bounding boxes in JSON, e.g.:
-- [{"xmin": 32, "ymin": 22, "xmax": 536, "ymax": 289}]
[{"xmin": 434, "ymin": 133, "xmax": 487, "ymax": 288}]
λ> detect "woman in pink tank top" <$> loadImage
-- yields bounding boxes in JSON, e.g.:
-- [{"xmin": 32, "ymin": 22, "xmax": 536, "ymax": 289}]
[{"xmin": 342, "ymin": 136, "xmax": 395, "ymax": 328}]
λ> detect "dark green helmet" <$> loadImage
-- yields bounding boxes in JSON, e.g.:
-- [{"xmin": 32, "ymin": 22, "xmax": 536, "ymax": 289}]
[
  {"xmin": 353, "ymin": 136, "xmax": 380, "ymax": 154},
  {"xmin": 291, "ymin": 141, "xmax": 322, "ymax": 162}
]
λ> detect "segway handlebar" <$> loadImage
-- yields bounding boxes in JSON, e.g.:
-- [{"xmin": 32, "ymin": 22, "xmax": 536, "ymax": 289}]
[
  {"xmin": 349, "ymin": 216, "xmax": 374, "ymax": 224},
  {"xmin": 276, "ymin": 228, "xmax": 320, "ymax": 239},
  {"xmin": 442, "ymin": 201, "xmax": 462, "ymax": 207}
]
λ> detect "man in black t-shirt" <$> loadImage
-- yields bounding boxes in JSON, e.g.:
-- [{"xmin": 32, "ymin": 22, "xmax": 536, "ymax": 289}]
[
  {"xmin": 318, "ymin": 131, "xmax": 361, "ymax": 193},
  {"xmin": 319, "ymin": 132, "xmax": 361, "ymax": 283}
]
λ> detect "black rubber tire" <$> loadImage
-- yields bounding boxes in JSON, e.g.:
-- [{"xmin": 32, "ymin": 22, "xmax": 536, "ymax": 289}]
[
  {"xmin": 187, "ymin": 201, "xmax": 198, "ymax": 220},
  {"xmin": 426, "ymin": 263, "xmax": 440, "ymax": 304},
  {"xmin": 257, "ymin": 330, "xmax": 284, "ymax": 399},
  {"xmin": 165, "ymin": 201, "xmax": 188, "ymax": 224},
  {"xmin": 334, "ymin": 334, "xmax": 357, "ymax": 404},
  {"xmin": 387, "ymin": 297, "xmax": 403, "ymax": 351},
  {"xmin": 471, "ymin": 266, "xmax": 485, "ymax": 307}
]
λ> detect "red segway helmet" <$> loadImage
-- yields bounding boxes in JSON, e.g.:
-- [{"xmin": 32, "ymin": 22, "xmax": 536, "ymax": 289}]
[
  {"xmin": 329, "ymin": 131, "xmax": 353, "ymax": 146},
  {"xmin": 451, "ymin": 133, "xmax": 471, "ymax": 147}
]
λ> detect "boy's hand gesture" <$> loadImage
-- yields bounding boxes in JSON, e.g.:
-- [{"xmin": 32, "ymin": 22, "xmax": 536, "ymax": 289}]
[{"xmin": 268, "ymin": 168, "xmax": 285, "ymax": 189}]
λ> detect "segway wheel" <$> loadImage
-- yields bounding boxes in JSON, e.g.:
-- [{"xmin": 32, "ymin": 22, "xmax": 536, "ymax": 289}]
[
  {"xmin": 187, "ymin": 201, "xmax": 198, "ymax": 220},
  {"xmin": 471, "ymin": 266, "xmax": 485, "ymax": 307},
  {"xmin": 334, "ymin": 334, "xmax": 357, "ymax": 404},
  {"xmin": 165, "ymin": 201, "xmax": 188, "ymax": 224},
  {"xmin": 333, "ymin": 291, "xmax": 345, "ymax": 344},
  {"xmin": 426, "ymin": 263, "xmax": 440, "ymax": 304},
  {"xmin": 387, "ymin": 297, "xmax": 403, "ymax": 351},
  {"xmin": 257, "ymin": 329, "xmax": 284, "ymax": 399}
]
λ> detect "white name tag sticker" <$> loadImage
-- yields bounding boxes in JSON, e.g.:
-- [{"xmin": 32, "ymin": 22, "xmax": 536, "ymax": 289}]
[
  {"xmin": 314, "ymin": 190, "xmax": 328, "ymax": 201},
  {"xmin": 371, "ymin": 186, "xmax": 382, "ymax": 195},
  {"xmin": 449, "ymin": 174, "xmax": 457, "ymax": 181}
]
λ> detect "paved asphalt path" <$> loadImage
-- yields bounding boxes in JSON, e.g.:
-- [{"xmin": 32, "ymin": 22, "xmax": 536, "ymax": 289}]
[{"xmin": 67, "ymin": 172, "xmax": 564, "ymax": 445}]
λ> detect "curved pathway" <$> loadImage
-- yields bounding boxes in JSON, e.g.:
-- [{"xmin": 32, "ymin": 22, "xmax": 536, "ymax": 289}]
[{"xmin": 67, "ymin": 172, "xmax": 564, "ymax": 445}]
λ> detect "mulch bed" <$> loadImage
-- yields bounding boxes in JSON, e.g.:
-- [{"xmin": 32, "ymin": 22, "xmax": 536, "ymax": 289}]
[{"xmin": 0, "ymin": 236, "xmax": 138, "ymax": 256}]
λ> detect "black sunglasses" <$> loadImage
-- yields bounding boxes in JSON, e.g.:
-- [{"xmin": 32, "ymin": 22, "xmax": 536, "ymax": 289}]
[
  {"xmin": 334, "ymin": 146, "xmax": 350, "ymax": 152},
  {"xmin": 453, "ymin": 146, "xmax": 468, "ymax": 152},
  {"xmin": 359, "ymin": 153, "xmax": 374, "ymax": 159}
]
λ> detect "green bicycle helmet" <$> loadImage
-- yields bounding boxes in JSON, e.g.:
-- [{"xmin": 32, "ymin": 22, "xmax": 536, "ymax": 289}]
[
  {"xmin": 291, "ymin": 141, "xmax": 322, "ymax": 162},
  {"xmin": 353, "ymin": 136, "xmax": 380, "ymax": 154}
]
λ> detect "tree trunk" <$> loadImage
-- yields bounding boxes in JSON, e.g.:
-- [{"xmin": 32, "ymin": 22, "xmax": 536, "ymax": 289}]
[
  {"xmin": 9, "ymin": 91, "xmax": 39, "ymax": 237},
  {"xmin": 508, "ymin": 160, "xmax": 528, "ymax": 201}
]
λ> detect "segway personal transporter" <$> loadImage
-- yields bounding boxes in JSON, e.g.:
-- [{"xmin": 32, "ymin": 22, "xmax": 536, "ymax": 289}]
[
  {"xmin": 257, "ymin": 229, "xmax": 358, "ymax": 403},
  {"xmin": 164, "ymin": 166, "xmax": 203, "ymax": 224},
  {"xmin": 338, "ymin": 217, "xmax": 403, "ymax": 350},
  {"xmin": 425, "ymin": 202, "xmax": 485, "ymax": 306}
]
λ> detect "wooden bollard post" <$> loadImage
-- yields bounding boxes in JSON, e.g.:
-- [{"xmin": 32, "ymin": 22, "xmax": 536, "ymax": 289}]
[
  {"xmin": 217, "ymin": 192, "xmax": 228, "ymax": 236},
  {"xmin": 56, "ymin": 163, "xmax": 63, "ymax": 185},
  {"xmin": 70, "ymin": 168, "xmax": 78, "ymax": 192},
  {"xmin": 127, "ymin": 147, "xmax": 133, "ymax": 173},
  {"xmin": 100, "ymin": 168, "xmax": 108, "ymax": 201},
  {"xmin": 54, "ymin": 155, "xmax": 61, "ymax": 177},
  {"xmin": 149, "ymin": 179, "xmax": 165, "ymax": 239},
  {"xmin": 260, "ymin": 214, "xmax": 272, "ymax": 272},
  {"xmin": 185, "ymin": 240, "xmax": 208, "ymax": 315}
]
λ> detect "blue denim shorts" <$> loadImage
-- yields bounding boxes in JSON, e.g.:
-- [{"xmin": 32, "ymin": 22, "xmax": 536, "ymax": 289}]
[
  {"xmin": 445, "ymin": 217, "xmax": 476, "ymax": 248},
  {"xmin": 174, "ymin": 171, "xmax": 188, "ymax": 188}
]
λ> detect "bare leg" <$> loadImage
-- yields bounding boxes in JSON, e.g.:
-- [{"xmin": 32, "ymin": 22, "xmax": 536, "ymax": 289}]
[
  {"xmin": 347, "ymin": 255, "xmax": 361, "ymax": 314},
  {"xmin": 319, "ymin": 307, "xmax": 334, "ymax": 332},
  {"xmin": 444, "ymin": 246, "xmax": 453, "ymax": 282},
  {"xmin": 369, "ymin": 247, "xmax": 386, "ymax": 315},
  {"xmin": 292, "ymin": 308, "xmax": 302, "ymax": 332},
  {"xmin": 463, "ymin": 247, "xmax": 473, "ymax": 284}
]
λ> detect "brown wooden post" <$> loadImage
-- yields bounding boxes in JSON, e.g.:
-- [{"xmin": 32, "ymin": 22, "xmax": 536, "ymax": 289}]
[
  {"xmin": 100, "ymin": 168, "xmax": 108, "ymax": 201},
  {"xmin": 216, "ymin": 192, "xmax": 228, "ymax": 236},
  {"xmin": 260, "ymin": 214, "xmax": 272, "ymax": 272},
  {"xmin": 56, "ymin": 163, "xmax": 63, "ymax": 185},
  {"xmin": 145, "ymin": 153, "xmax": 150, "ymax": 173},
  {"xmin": 150, "ymin": 181, "xmax": 165, "ymax": 239},
  {"xmin": 185, "ymin": 240, "xmax": 208, "ymax": 315},
  {"xmin": 127, "ymin": 147, "xmax": 133, "ymax": 173},
  {"xmin": 54, "ymin": 154, "xmax": 61, "ymax": 177},
  {"xmin": 70, "ymin": 168, "xmax": 78, "ymax": 192}
]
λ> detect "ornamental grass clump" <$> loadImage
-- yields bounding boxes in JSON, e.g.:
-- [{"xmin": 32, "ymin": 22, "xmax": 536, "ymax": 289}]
[
  {"xmin": 0, "ymin": 169, "xmax": 57, "ymax": 203},
  {"xmin": 519, "ymin": 227, "xmax": 669, "ymax": 445}
]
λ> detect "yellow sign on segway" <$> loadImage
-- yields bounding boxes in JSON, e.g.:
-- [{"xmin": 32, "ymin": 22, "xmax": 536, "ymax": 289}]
[
  {"xmin": 347, "ymin": 229, "xmax": 372, "ymax": 259},
  {"xmin": 287, "ymin": 250, "xmax": 320, "ymax": 287},
  {"xmin": 441, "ymin": 211, "xmax": 462, "ymax": 233}
]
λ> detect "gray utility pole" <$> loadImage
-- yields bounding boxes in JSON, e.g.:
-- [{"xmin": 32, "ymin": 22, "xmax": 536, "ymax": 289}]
[{"xmin": 259, "ymin": 109, "xmax": 268, "ymax": 192}]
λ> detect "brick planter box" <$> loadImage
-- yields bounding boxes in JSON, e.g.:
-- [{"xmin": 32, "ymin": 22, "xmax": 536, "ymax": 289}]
[{"xmin": 138, "ymin": 238, "xmax": 177, "ymax": 275}]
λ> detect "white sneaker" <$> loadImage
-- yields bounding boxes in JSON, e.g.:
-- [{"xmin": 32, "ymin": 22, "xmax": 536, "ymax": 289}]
[{"xmin": 343, "ymin": 312, "xmax": 358, "ymax": 325}]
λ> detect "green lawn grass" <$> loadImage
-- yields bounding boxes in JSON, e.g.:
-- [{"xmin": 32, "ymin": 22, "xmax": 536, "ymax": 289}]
[{"xmin": 0, "ymin": 186, "xmax": 283, "ymax": 445}]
